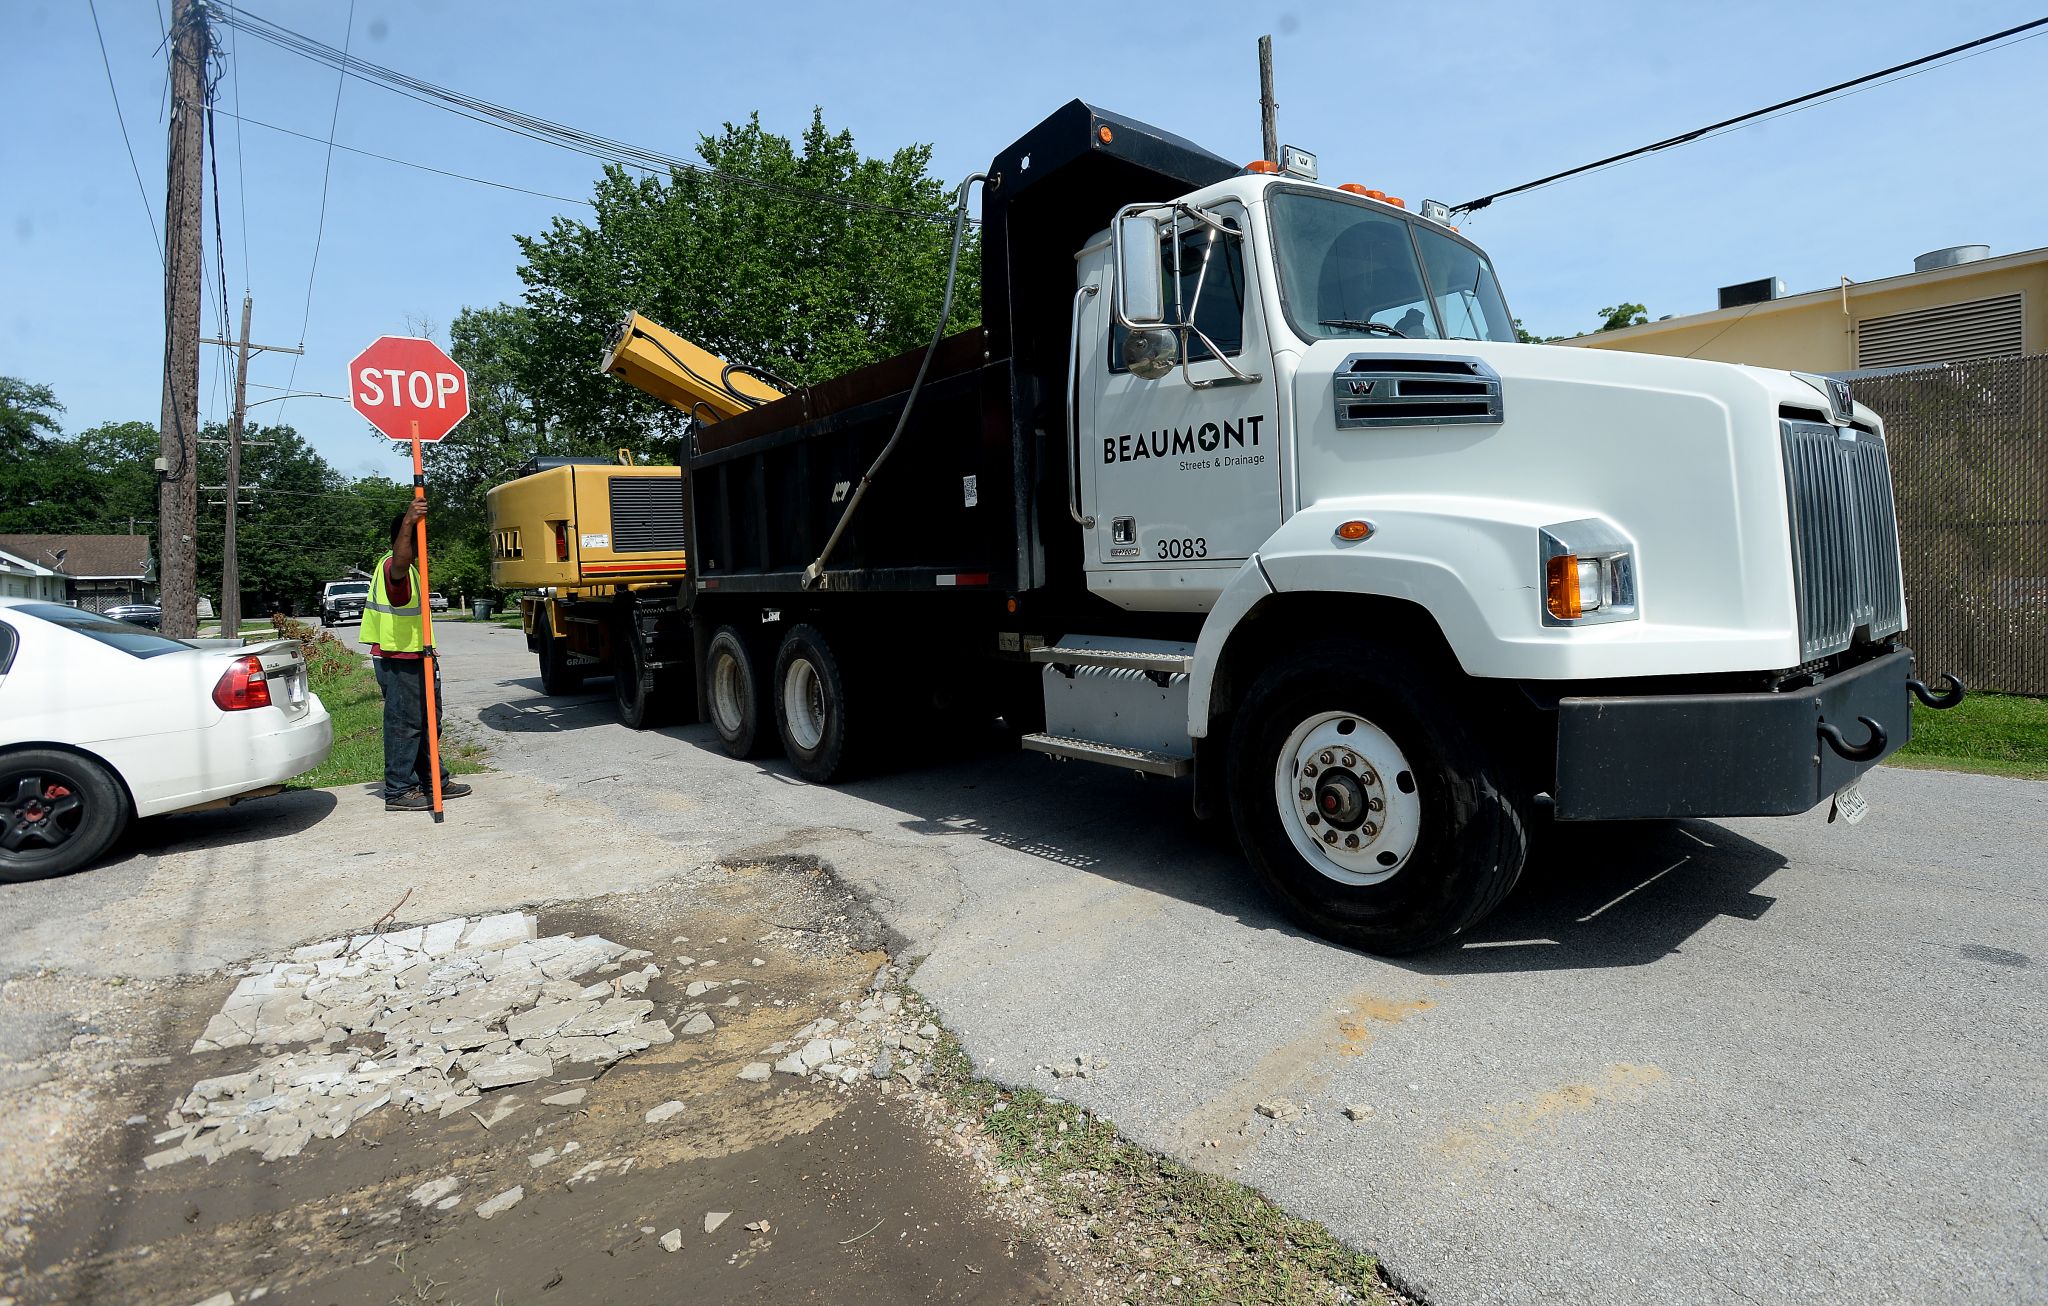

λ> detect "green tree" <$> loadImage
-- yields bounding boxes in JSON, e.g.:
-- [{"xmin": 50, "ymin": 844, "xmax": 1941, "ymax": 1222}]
[
  {"xmin": 1513, "ymin": 318, "xmax": 1563, "ymax": 344},
  {"xmin": 511, "ymin": 108, "xmax": 978, "ymax": 446},
  {"xmin": 1, "ymin": 377, "xmax": 63, "ymax": 457},
  {"xmin": 1595, "ymin": 303, "xmax": 1650, "ymax": 332}
]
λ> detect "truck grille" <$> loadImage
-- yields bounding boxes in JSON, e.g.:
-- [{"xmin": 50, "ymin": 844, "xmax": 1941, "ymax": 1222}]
[
  {"xmin": 1781, "ymin": 419, "xmax": 1906, "ymax": 660},
  {"xmin": 607, "ymin": 478, "xmax": 687, "ymax": 554}
]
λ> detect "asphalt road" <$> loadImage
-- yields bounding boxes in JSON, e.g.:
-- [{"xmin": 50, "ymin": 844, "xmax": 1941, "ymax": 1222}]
[{"xmin": 376, "ymin": 620, "xmax": 2044, "ymax": 1304}]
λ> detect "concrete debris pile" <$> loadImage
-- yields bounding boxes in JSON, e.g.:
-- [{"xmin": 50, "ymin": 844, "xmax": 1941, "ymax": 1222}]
[
  {"xmin": 149, "ymin": 911, "xmax": 669, "ymax": 1167},
  {"xmin": 739, "ymin": 966, "xmax": 941, "ymax": 1090}
]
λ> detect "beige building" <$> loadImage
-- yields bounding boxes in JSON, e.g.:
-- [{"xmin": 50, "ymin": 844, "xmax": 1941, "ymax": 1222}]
[{"xmin": 1559, "ymin": 243, "xmax": 2045, "ymax": 372}]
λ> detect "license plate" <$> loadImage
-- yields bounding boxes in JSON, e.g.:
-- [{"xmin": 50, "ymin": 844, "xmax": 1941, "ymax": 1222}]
[
  {"xmin": 288, "ymin": 672, "xmax": 307, "ymax": 705},
  {"xmin": 1830, "ymin": 781, "xmax": 1869, "ymax": 826}
]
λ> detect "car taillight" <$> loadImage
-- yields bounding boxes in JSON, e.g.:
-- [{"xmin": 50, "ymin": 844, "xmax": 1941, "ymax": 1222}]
[{"xmin": 212, "ymin": 655, "xmax": 273, "ymax": 711}]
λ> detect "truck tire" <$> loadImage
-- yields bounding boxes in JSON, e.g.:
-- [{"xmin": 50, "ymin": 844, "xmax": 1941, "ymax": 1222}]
[
  {"xmin": 614, "ymin": 612, "xmax": 678, "ymax": 730},
  {"xmin": 320, "ymin": 612, "xmax": 334, "ymax": 628},
  {"xmin": 704, "ymin": 625, "xmax": 770, "ymax": 757},
  {"xmin": 535, "ymin": 609, "xmax": 583, "ymax": 697},
  {"xmin": 1226, "ymin": 640, "xmax": 1528, "ymax": 955},
  {"xmin": 772, "ymin": 624, "xmax": 855, "ymax": 783},
  {"xmin": 0, "ymin": 747, "xmax": 130, "ymax": 883}
]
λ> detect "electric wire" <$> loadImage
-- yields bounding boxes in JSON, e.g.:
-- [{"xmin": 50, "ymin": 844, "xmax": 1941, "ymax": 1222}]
[
  {"xmin": 86, "ymin": 0, "xmax": 164, "ymax": 262},
  {"xmin": 276, "ymin": 0, "xmax": 354, "ymax": 429},
  {"xmin": 216, "ymin": 108, "xmax": 594, "ymax": 207},
  {"xmin": 211, "ymin": 1, "xmax": 970, "ymax": 227},
  {"xmin": 1454, "ymin": 16, "xmax": 2048, "ymax": 214}
]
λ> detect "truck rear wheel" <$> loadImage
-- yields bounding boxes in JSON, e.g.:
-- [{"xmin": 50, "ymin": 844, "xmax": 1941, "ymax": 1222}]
[
  {"xmin": 535, "ymin": 609, "xmax": 582, "ymax": 697},
  {"xmin": 772, "ymin": 624, "xmax": 855, "ymax": 783},
  {"xmin": 704, "ymin": 625, "xmax": 770, "ymax": 757},
  {"xmin": 1227, "ymin": 641, "xmax": 1527, "ymax": 955}
]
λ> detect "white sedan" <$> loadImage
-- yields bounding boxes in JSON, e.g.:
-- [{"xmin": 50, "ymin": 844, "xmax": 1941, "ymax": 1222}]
[{"xmin": 0, "ymin": 598, "xmax": 334, "ymax": 882}]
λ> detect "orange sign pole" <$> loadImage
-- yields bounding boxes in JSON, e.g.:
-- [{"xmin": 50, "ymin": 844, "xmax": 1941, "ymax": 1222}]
[{"xmin": 411, "ymin": 420, "xmax": 445, "ymax": 822}]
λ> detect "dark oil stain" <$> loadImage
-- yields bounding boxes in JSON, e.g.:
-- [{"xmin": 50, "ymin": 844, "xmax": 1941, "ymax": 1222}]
[{"xmin": 1958, "ymin": 943, "xmax": 2029, "ymax": 968}]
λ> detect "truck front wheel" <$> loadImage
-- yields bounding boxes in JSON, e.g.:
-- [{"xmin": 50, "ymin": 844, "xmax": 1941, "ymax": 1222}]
[
  {"xmin": 704, "ymin": 625, "xmax": 770, "ymax": 758},
  {"xmin": 1227, "ymin": 641, "xmax": 1527, "ymax": 955}
]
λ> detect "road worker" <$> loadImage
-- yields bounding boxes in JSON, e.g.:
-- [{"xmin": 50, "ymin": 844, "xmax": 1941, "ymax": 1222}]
[{"xmin": 361, "ymin": 500, "xmax": 471, "ymax": 812}]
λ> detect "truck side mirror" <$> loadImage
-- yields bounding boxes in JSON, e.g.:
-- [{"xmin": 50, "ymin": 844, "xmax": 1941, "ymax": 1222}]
[{"xmin": 1114, "ymin": 214, "xmax": 1166, "ymax": 326}]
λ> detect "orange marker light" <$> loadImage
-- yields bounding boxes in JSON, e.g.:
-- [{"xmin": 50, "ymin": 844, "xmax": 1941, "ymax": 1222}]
[
  {"xmin": 1245, "ymin": 159, "xmax": 1280, "ymax": 174},
  {"xmin": 1385, "ymin": 196, "xmax": 1406, "ymax": 209},
  {"xmin": 1546, "ymin": 555, "xmax": 1583, "ymax": 620},
  {"xmin": 1336, "ymin": 520, "xmax": 1373, "ymax": 542},
  {"xmin": 1097, "ymin": 125, "xmax": 1114, "ymax": 144},
  {"xmin": 1338, "ymin": 183, "xmax": 1370, "ymax": 196}
]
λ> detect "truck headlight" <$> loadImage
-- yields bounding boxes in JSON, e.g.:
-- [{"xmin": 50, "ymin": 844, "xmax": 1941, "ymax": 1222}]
[{"xmin": 1539, "ymin": 519, "xmax": 1638, "ymax": 625}]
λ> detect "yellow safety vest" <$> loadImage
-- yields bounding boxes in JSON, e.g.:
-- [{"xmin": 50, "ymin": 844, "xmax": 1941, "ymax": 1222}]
[{"xmin": 361, "ymin": 553, "xmax": 424, "ymax": 653}]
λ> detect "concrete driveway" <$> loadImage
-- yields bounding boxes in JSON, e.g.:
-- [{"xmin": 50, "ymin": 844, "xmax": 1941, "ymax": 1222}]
[{"xmin": 374, "ymin": 620, "xmax": 2047, "ymax": 1303}]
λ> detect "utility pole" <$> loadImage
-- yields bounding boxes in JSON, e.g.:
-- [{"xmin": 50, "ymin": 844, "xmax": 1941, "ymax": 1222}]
[
  {"xmin": 203, "ymin": 295, "xmax": 300, "ymax": 639},
  {"xmin": 1258, "ymin": 35, "xmax": 1279, "ymax": 165},
  {"xmin": 157, "ymin": 0, "xmax": 210, "ymax": 640}
]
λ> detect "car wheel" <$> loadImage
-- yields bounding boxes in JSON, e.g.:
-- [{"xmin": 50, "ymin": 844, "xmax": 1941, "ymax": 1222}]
[
  {"xmin": 1227, "ymin": 640, "xmax": 1528, "ymax": 955},
  {"xmin": 320, "ymin": 613, "xmax": 334, "ymax": 628},
  {"xmin": 0, "ymin": 748, "xmax": 131, "ymax": 883},
  {"xmin": 704, "ymin": 625, "xmax": 770, "ymax": 758}
]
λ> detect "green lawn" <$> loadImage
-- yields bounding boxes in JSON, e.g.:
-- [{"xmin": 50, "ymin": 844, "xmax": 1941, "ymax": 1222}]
[
  {"xmin": 277, "ymin": 619, "xmax": 487, "ymax": 791},
  {"xmin": 1890, "ymin": 691, "xmax": 2048, "ymax": 781}
]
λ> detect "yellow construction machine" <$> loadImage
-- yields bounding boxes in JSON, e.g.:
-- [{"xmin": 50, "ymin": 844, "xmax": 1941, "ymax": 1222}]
[{"xmin": 486, "ymin": 311, "xmax": 783, "ymax": 726}]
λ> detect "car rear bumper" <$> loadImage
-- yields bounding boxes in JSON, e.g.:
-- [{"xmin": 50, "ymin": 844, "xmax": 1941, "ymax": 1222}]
[
  {"xmin": 136, "ymin": 697, "xmax": 335, "ymax": 817},
  {"xmin": 1553, "ymin": 648, "xmax": 1913, "ymax": 820}
]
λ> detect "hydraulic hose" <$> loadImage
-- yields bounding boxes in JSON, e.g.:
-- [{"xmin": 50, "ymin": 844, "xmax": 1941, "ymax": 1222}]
[{"xmin": 802, "ymin": 172, "xmax": 986, "ymax": 589}]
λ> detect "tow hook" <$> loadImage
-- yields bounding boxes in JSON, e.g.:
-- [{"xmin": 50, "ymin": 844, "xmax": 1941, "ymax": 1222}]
[
  {"xmin": 1907, "ymin": 673, "xmax": 1967, "ymax": 710},
  {"xmin": 1817, "ymin": 716, "xmax": 1888, "ymax": 762}
]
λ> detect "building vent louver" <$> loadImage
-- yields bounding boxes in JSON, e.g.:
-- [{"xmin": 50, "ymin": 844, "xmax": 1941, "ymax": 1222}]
[{"xmin": 1855, "ymin": 293, "xmax": 2023, "ymax": 369}]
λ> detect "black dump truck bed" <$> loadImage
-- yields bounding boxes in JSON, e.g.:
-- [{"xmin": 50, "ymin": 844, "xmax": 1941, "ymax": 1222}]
[{"xmin": 683, "ymin": 100, "xmax": 1237, "ymax": 599}]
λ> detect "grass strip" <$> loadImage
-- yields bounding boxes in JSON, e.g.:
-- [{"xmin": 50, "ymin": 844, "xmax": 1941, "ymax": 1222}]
[
  {"xmin": 926, "ymin": 1027, "xmax": 1392, "ymax": 1305},
  {"xmin": 1890, "ymin": 691, "xmax": 2048, "ymax": 780}
]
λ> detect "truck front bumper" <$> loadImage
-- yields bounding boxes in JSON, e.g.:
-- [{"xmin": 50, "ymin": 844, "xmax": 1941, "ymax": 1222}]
[{"xmin": 1553, "ymin": 648, "xmax": 1914, "ymax": 821}]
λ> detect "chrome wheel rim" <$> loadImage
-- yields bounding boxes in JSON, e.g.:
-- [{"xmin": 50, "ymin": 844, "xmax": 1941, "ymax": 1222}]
[
  {"xmin": 1273, "ymin": 712, "xmax": 1421, "ymax": 886},
  {"xmin": 782, "ymin": 657, "xmax": 826, "ymax": 752},
  {"xmin": 711, "ymin": 651, "xmax": 746, "ymax": 736}
]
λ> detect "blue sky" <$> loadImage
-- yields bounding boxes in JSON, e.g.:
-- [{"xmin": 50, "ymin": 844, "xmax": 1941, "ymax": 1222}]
[{"xmin": 4, "ymin": 0, "xmax": 2041, "ymax": 480}]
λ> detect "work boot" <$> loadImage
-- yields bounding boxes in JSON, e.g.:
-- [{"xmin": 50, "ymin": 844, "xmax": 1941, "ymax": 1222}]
[
  {"xmin": 385, "ymin": 788, "xmax": 432, "ymax": 812},
  {"xmin": 439, "ymin": 779, "xmax": 473, "ymax": 799}
]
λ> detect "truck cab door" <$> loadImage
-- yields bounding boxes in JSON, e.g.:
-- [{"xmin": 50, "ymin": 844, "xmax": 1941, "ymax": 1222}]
[{"xmin": 1079, "ymin": 203, "xmax": 1280, "ymax": 584}]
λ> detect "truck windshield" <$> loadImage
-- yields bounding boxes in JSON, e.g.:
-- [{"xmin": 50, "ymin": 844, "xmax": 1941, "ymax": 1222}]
[
  {"xmin": 330, "ymin": 584, "xmax": 369, "ymax": 597},
  {"xmin": 1268, "ymin": 191, "xmax": 1514, "ymax": 345}
]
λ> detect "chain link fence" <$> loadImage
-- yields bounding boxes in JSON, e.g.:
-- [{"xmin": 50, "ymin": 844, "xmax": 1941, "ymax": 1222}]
[{"xmin": 1858, "ymin": 354, "xmax": 2047, "ymax": 695}]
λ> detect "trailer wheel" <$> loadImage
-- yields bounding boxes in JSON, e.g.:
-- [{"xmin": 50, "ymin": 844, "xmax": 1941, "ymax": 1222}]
[
  {"xmin": 704, "ymin": 625, "xmax": 770, "ymax": 757},
  {"xmin": 1227, "ymin": 640, "xmax": 1528, "ymax": 956},
  {"xmin": 534, "ymin": 609, "xmax": 582, "ymax": 697},
  {"xmin": 614, "ymin": 613, "xmax": 680, "ymax": 730},
  {"xmin": 772, "ymin": 624, "xmax": 857, "ymax": 783}
]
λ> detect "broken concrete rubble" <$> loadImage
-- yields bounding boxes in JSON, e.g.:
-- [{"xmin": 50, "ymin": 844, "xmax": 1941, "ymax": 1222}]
[{"xmin": 158, "ymin": 911, "xmax": 662, "ymax": 1168}]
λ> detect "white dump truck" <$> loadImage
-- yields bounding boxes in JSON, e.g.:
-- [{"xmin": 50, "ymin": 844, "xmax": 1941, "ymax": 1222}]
[{"xmin": 540, "ymin": 100, "xmax": 1963, "ymax": 955}]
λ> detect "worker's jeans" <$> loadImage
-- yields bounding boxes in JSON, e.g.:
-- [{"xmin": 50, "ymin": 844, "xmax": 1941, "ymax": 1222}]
[{"xmin": 372, "ymin": 654, "xmax": 446, "ymax": 799}]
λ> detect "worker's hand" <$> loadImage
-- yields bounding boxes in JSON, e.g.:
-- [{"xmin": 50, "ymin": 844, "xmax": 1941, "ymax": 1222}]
[{"xmin": 400, "ymin": 498, "xmax": 429, "ymax": 536}]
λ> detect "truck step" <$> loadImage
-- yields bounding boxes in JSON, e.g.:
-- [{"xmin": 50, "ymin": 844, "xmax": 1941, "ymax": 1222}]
[
  {"xmin": 1020, "ymin": 733, "xmax": 1193, "ymax": 777},
  {"xmin": 1029, "ymin": 642, "xmax": 1193, "ymax": 676}
]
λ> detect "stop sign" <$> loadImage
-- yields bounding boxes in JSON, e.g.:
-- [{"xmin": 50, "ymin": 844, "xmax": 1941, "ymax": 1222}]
[{"xmin": 347, "ymin": 336, "xmax": 470, "ymax": 443}]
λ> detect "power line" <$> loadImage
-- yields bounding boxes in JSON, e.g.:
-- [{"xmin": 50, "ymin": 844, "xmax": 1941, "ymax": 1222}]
[
  {"xmin": 217, "ymin": 108, "xmax": 594, "ymax": 207},
  {"xmin": 86, "ymin": 0, "xmax": 164, "ymax": 262},
  {"xmin": 211, "ymin": 1, "xmax": 969, "ymax": 227},
  {"xmin": 1454, "ymin": 17, "xmax": 2048, "ymax": 214},
  {"xmin": 277, "ymin": 0, "xmax": 354, "ymax": 429}
]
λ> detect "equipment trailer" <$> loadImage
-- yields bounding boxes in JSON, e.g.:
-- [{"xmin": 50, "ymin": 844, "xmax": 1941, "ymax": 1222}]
[{"xmin": 517, "ymin": 100, "xmax": 1964, "ymax": 954}]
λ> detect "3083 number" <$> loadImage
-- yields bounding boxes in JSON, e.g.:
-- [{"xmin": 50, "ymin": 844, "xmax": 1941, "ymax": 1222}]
[{"xmin": 1156, "ymin": 537, "xmax": 1208, "ymax": 559}]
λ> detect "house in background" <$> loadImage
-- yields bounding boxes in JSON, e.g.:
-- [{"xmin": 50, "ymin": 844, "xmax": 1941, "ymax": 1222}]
[
  {"xmin": 0, "ymin": 534, "xmax": 154, "ymax": 611},
  {"xmin": 1559, "ymin": 243, "xmax": 2044, "ymax": 372},
  {"xmin": 0, "ymin": 547, "xmax": 66, "ymax": 601}
]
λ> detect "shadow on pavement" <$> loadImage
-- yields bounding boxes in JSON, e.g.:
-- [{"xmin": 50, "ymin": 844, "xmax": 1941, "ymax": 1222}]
[
  {"xmin": 842, "ymin": 743, "xmax": 1788, "ymax": 972},
  {"xmin": 117, "ymin": 787, "xmax": 341, "ymax": 860}
]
